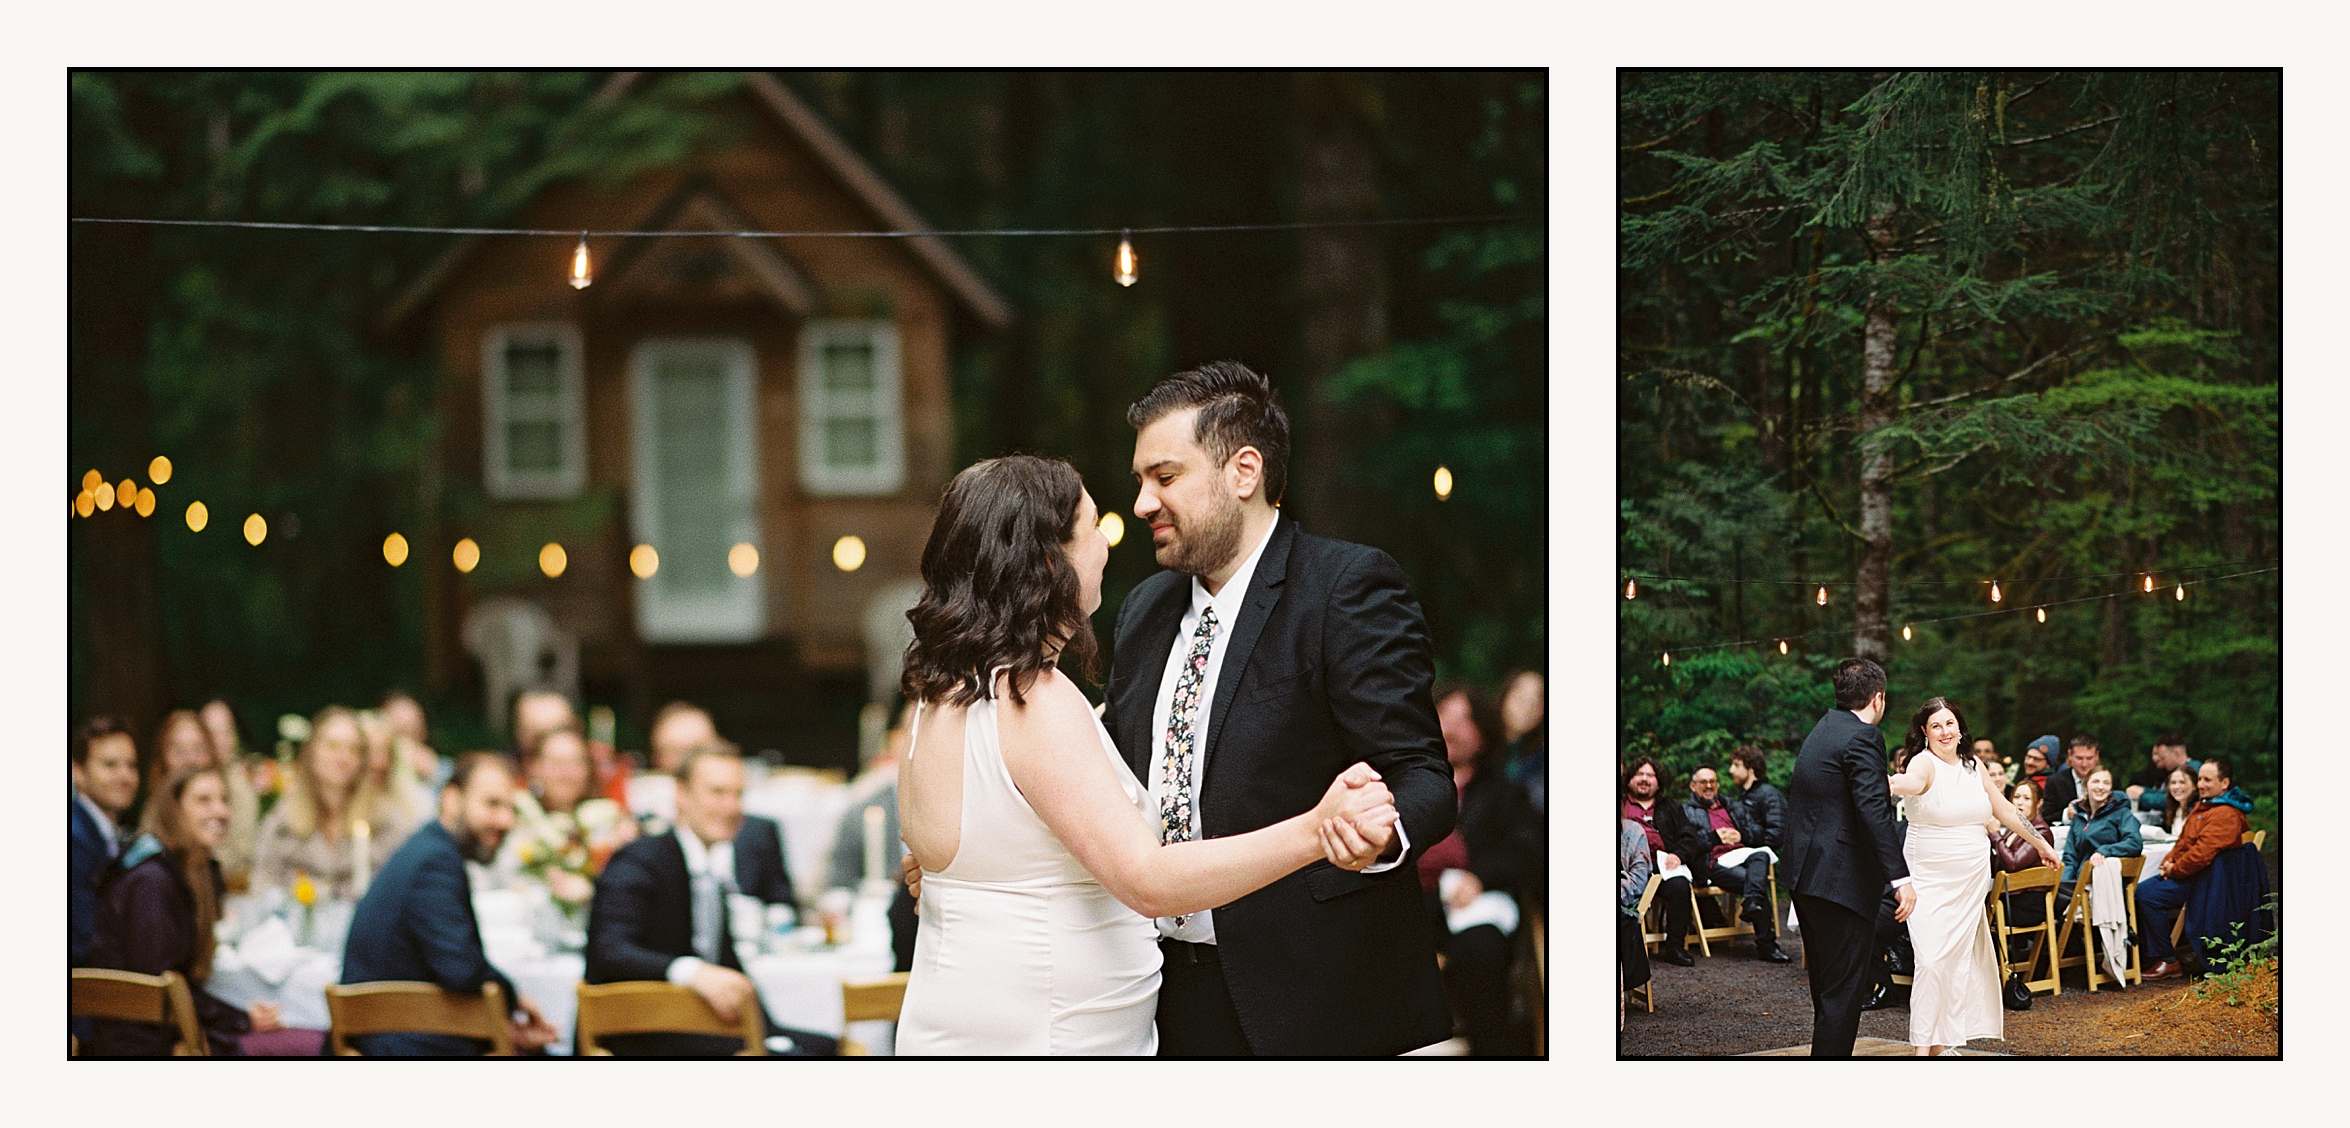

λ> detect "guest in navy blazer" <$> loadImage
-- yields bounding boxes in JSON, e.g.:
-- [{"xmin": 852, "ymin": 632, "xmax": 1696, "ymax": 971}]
[
  {"xmin": 339, "ymin": 752, "xmax": 559, "ymax": 1055},
  {"xmin": 585, "ymin": 746, "xmax": 837, "ymax": 1056},
  {"xmin": 71, "ymin": 716, "xmax": 141, "ymax": 967}
]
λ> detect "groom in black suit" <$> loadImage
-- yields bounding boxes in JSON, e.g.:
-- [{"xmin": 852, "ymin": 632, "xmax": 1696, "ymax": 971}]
[
  {"xmin": 1782, "ymin": 657, "xmax": 1915, "ymax": 1058},
  {"xmin": 1105, "ymin": 361, "xmax": 1457, "ymax": 1057}
]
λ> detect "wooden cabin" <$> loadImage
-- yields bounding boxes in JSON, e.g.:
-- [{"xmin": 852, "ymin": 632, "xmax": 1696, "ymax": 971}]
[{"xmin": 383, "ymin": 72, "xmax": 1008, "ymax": 764}]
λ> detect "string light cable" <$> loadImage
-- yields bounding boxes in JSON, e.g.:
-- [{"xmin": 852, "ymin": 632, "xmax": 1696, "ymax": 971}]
[
  {"xmin": 1638, "ymin": 566, "xmax": 2277, "ymax": 661},
  {"xmin": 1619, "ymin": 560, "xmax": 2264, "ymax": 589},
  {"xmin": 68, "ymin": 213, "xmax": 1538, "ymax": 240}
]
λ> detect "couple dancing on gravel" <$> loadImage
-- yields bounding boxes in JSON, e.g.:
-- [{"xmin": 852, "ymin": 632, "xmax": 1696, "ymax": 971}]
[
  {"xmin": 1785, "ymin": 657, "xmax": 2059, "ymax": 1058},
  {"xmin": 890, "ymin": 362, "xmax": 1456, "ymax": 1056}
]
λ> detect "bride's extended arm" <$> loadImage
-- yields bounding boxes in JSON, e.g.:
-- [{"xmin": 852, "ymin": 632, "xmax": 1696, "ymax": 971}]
[
  {"xmin": 1887, "ymin": 752, "xmax": 1932, "ymax": 798},
  {"xmin": 999, "ymin": 670, "xmax": 1392, "ymax": 920}
]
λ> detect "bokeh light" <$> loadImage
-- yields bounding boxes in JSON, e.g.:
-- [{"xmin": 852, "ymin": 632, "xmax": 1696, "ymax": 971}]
[
  {"xmin": 1432, "ymin": 465, "xmax": 1453, "ymax": 501},
  {"xmin": 82, "ymin": 469, "xmax": 102, "ymax": 493},
  {"xmin": 134, "ymin": 487, "xmax": 156, "ymax": 517},
  {"xmin": 453, "ymin": 538, "xmax": 480, "ymax": 573},
  {"xmin": 95, "ymin": 482, "xmax": 116, "ymax": 511},
  {"xmin": 383, "ymin": 532, "xmax": 409, "ymax": 567},
  {"xmin": 539, "ymin": 542, "xmax": 567, "ymax": 578},
  {"xmin": 149, "ymin": 456, "xmax": 172, "ymax": 484},
  {"xmin": 77, "ymin": 491, "xmax": 96, "ymax": 518},
  {"xmin": 243, "ymin": 513, "xmax": 267, "ymax": 545},
  {"xmin": 185, "ymin": 500, "xmax": 208, "ymax": 531},
  {"xmin": 833, "ymin": 535, "xmax": 867, "ymax": 572},
  {"xmin": 630, "ymin": 544, "xmax": 659, "ymax": 579},
  {"xmin": 1099, "ymin": 511, "xmax": 1124, "ymax": 547},
  {"xmin": 729, "ymin": 543, "xmax": 760, "ymax": 577}
]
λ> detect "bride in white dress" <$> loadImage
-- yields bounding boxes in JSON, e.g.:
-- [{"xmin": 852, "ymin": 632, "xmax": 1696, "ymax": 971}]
[
  {"xmin": 1888, "ymin": 696, "xmax": 2057, "ymax": 1056},
  {"xmin": 893, "ymin": 456, "xmax": 1398, "ymax": 1055}
]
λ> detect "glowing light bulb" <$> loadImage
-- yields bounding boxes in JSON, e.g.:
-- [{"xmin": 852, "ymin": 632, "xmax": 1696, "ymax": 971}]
[
  {"xmin": 134, "ymin": 487, "xmax": 156, "ymax": 517},
  {"xmin": 630, "ymin": 544, "xmax": 659, "ymax": 579},
  {"xmin": 729, "ymin": 543, "xmax": 760, "ymax": 577},
  {"xmin": 383, "ymin": 532, "xmax": 409, "ymax": 567},
  {"xmin": 1099, "ymin": 511, "xmax": 1124, "ymax": 547},
  {"xmin": 2144, "ymin": 573, "xmax": 2155, "ymax": 593},
  {"xmin": 118, "ymin": 478, "xmax": 138, "ymax": 506},
  {"xmin": 76, "ymin": 491, "xmax": 95, "ymax": 518},
  {"xmin": 452, "ymin": 538, "xmax": 480, "ymax": 573},
  {"xmin": 1903, "ymin": 624, "xmax": 1913, "ymax": 641},
  {"xmin": 243, "ymin": 513, "xmax": 267, "ymax": 545},
  {"xmin": 833, "ymin": 535, "xmax": 867, "ymax": 572},
  {"xmin": 82, "ymin": 469, "xmax": 102, "ymax": 492},
  {"xmin": 2175, "ymin": 583, "xmax": 2185, "ymax": 602},
  {"xmin": 2036, "ymin": 607, "xmax": 2046, "ymax": 623},
  {"xmin": 1433, "ymin": 465, "xmax": 1453, "ymax": 501},
  {"xmin": 1661, "ymin": 651, "xmax": 1671, "ymax": 667},
  {"xmin": 1990, "ymin": 580, "xmax": 2001, "ymax": 603},
  {"xmin": 569, "ymin": 233, "xmax": 593, "ymax": 289},
  {"xmin": 539, "ymin": 542, "xmax": 567, "ymax": 578},
  {"xmin": 1624, "ymin": 578, "xmax": 1637, "ymax": 600},
  {"xmin": 1114, "ymin": 232, "xmax": 1137, "ymax": 287},
  {"xmin": 95, "ymin": 482, "xmax": 115, "ymax": 511},
  {"xmin": 1815, "ymin": 584, "xmax": 1829, "ymax": 606},
  {"xmin": 1779, "ymin": 639, "xmax": 1789, "ymax": 654},
  {"xmin": 149, "ymin": 456, "xmax": 173, "ymax": 484},
  {"xmin": 185, "ymin": 500, "xmax": 207, "ymax": 531}
]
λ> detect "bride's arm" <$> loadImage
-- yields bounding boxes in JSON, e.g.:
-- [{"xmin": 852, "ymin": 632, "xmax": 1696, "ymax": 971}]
[
  {"xmin": 1887, "ymin": 752, "xmax": 1932, "ymax": 798},
  {"xmin": 998, "ymin": 669, "xmax": 1390, "ymax": 920}
]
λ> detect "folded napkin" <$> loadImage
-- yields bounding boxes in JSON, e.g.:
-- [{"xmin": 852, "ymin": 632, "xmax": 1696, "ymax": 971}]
[
  {"xmin": 235, "ymin": 915, "xmax": 304, "ymax": 987},
  {"xmin": 1444, "ymin": 890, "xmax": 1521, "ymax": 936},
  {"xmin": 1713, "ymin": 846, "xmax": 1778, "ymax": 870}
]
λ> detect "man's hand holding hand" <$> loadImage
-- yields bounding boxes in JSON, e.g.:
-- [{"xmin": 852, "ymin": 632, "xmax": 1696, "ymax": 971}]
[
  {"xmin": 1893, "ymin": 883, "xmax": 1918, "ymax": 923},
  {"xmin": 901, "ymin": 849, "xmax": 921, "ymax": 902},
  {"xmin": 688, "ymin": 964, "xmax": 758, "ymax": 1024},
  {"xmin": 510, "ymin": 995, "xmax": 559, "ymax": 1050}
]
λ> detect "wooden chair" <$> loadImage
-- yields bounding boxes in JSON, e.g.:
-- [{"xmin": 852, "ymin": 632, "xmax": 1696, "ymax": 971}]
[
  {"xmin": 2166, "ymin": 830, "xmax": 2268, "ymax": 951},
  {"xmin": 1987, "ymin": 866, "xmax": 2062, "ymax": 998},
  {"xmin": 1689, "ymin": 861, "xmax": 1779, "ymax": 957},
  {"xmin": 2053, "ymin": 856, "xmax": 2143, "ymax": 991},
  {"xmin": 575, "ymin": 981, "xmax": 766, "ymax": 1056},
  {"xmin": 323, "ymin": 980, "xmax": 514, "ymax": 1056},
  {"xmin": 1636, "ymin": 871, "xmax": 1706, "ymax": 962},
  {"xmin": 839, "ymin": 971, "xmax": 911, "ymax": 1055},
  {"xmin": 1526, "ymin": 905, "xmax": 1546, "ymax": 1056},
  {"xmin": 69, "ymin": 968, "xmax": 209, "ymax": 1056}
]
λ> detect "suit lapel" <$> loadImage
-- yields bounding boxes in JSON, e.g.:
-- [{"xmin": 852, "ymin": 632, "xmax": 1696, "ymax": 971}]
[
  {"xmin": 1115, "ymin": 577, "xmax": 1191, "ymax": 778},
  {"xmin": 1200, "ymin": 520, "xmax": 1294, "ymax": 809}
]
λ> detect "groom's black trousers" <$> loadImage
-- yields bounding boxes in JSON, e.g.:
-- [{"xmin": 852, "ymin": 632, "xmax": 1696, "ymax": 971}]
[
  {"xmin": 1156, "ymin": 939, "xmax": 1253, "ymax": 1056},
  {"xmin": 1794, "ymin": 892, "xmax": 1874, "ymax": 1058}
]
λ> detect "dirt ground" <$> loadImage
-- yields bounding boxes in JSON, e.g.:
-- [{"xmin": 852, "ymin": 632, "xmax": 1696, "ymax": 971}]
[{"xmin": 1618, "ymin": 926, "xmax": 2279, "ymax": 1057}]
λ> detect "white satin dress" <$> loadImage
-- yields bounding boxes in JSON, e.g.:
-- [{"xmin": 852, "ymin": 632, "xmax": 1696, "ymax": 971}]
[
  {"xmin": 1902, "ymin": 752, "xmax": 2004, "ymax": 1048},
  {"xmin": 894, "ymin": 694, "xmax": 1162, "ymax": 1056}
]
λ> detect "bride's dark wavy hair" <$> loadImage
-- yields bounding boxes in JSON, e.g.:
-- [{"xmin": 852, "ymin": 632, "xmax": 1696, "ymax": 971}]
[
  {"xmin": 1895, "ymin": 696, "xmax": 1976, "ymax": 773},
  {"xmin": 901, "ymin": 455, "xmax": 1098, "ymax": 708}
]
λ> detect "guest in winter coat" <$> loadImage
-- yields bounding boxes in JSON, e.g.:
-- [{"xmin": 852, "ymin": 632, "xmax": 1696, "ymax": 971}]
[
  {"xmin": 1727, "ymin": 745, "xmax": 1785, "ymax": 851},
  {"xmin": 1418, "ymin": 684, "xmax": 1543, "ymax": 1056},
  {"xmin": 85, "ymin": 766, "xmax": 285, "ymax": 1056},
  {"xmin": 2137, "ymin": 757, "xmax": 2257, "ymax": 980},
  {"xmin": 2058, "ymin": 768, "xmax": 2143, "ymax": 890}
]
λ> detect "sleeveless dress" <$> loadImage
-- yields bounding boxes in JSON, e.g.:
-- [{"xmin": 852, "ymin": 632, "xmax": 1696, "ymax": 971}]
[
  {"xmin": 1902, "ymin": 752, "xmax": 2004, "ymax": 1048},
  {"xmin": 894, "ymin": 691, "xmax": 1162, "ymax": 1055}
]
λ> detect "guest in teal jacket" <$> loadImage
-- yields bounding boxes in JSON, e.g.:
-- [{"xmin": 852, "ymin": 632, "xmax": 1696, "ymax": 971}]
[{"xmin": 2058, "ymin": 767, "xmax": 2143, "ymax": 889}]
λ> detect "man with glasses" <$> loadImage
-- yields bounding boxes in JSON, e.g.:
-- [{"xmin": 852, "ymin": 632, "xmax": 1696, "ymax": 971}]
[{"xmin": 1681, "ymin": 764, "xmax": 1788, "ymax": 962}]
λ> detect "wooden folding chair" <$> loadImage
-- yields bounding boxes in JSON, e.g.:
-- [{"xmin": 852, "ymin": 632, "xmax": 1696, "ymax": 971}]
[
  {"xmin": 1636, "ymin": 872, "xmax": 1706, "ymax": 962},
  {"xmin": 1689, "ymin": 861, "xmax": 1779, "ymax": 956},
  {"xmin": 69, "ymin": 968, "xmax": 209, "ymax": 1056},
  {"xmin": 1527, "ymin": 905, "xmax": 1546, "ymax": 1056},
  {"xmin": 2053, "ymin": 856, "xmax": 2143, "ymax": 991},
  {"xmin": 1987, "ymin": 866, "xmax": 2062, "ymax": 997},
  {"xmin": 840, "ymin": 972, "xmax": 910, "ymax": 1055},
  {"xmin": 575, "ymin": 981, "xmax": 766, "ymax": 1056},
  {"xmin": 323, "ymin": 980, "xmax": 514, "ymax": 1056}
]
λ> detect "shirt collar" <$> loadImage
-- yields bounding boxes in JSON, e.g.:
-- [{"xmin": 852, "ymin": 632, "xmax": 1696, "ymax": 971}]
[
  {"xmin": 1189, "ymin": 509, "xmax": 1279, "ymax": 618},
  {"xmin": 675, "ymin": 823, "xmax": 733, "ymax": 882}
]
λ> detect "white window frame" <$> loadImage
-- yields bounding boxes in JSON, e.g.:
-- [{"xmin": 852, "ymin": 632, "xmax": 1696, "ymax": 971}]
[
  {"xmin": 628, "ymin": 337, "xmax": 765, "ymax": 643},
  {"xmin": 796, "ymin": 319, "xmax": 905, "ymax": 496},
  {"xmin": 481, "ymin": 322, "xmax": 587, "ymax": 499}
]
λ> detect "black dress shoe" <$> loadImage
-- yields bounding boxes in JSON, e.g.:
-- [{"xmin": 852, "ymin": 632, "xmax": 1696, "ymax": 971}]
[
  {"xmin": 1662, "ymin": 946, "xmax": 1695, "ymax": 966},
  {"xmin": 1858, "ymin": 980, "xmax": 1893, "ymax": 1011},
  {"xmin": 1756, "ymin": 943, "xmax": 1792, "ymax": 964}
]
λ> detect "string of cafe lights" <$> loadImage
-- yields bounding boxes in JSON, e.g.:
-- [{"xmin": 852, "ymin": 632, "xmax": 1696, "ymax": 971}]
[
  {"xmin": 1630, "ymin": 566, "xmax": 2279, "ymax": 667},
  {"xmin": 70, "ymin": 211, "xmax": 1538, "ymax": 290}
]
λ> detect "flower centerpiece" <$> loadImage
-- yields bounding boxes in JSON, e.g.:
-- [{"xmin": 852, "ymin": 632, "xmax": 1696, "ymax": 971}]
[
  {"xmin": 290, "ymin": 868, "xmax": 317, "ymax": 946},
  {"xmin": 509, "ymin": 792, "xmax": 627, "ymax": 919}
]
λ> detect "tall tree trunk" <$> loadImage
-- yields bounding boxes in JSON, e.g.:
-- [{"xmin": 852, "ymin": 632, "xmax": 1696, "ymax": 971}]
[
  {"xmin": 1290, "ymin": 72, "xmax": 1386, "ymax": 537},
  {"xmin": 1852, "ymin": 204, "xmax": 1900, "ymax": 663}
]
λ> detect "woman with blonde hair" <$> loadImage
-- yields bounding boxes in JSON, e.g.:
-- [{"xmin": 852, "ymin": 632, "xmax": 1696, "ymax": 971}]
[
  {"xmin": 250, "ymin": 706, "xmax": 399, "ymax": 901},
  {"xmin": 150, "ymin": 708, "xmax": 262, "ymax": 883},
  {"xmin": 356, "ymin": 708, "xmax": 433, "ymax": 840}
]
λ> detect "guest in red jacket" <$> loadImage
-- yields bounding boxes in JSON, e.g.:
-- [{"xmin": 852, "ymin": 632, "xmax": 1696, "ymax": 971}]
[{"xmin": 2135, "ymin": 756, "xmax": 2255, "ymax": 980}]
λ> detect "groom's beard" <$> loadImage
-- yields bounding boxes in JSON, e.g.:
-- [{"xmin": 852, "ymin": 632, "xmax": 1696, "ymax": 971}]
[{"xmin": 1156, "ymin": 491, "xmax": 1245, "ymax": 578}]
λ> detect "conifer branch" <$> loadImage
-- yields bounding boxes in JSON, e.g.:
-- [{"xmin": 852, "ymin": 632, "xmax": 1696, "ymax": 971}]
[
  {"xmin": 2001, "ymin": 113, "xmax": 2121, "ymax": 147},
  {"xmin": 1911, "ymin": 343, "xmax": 2095, "ymax": 408}
]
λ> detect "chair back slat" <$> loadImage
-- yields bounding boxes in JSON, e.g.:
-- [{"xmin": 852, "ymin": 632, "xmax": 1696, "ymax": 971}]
[
  {"xmin": 575, "ymin": 982, "xmax": 766, "ymax": 1055},
  {"xmin": 70, "ymin": 968, "xmax": 210, "ymax": 1056},
  {"xmin": 324, "ymin": 981, "xmax": 513, "ymax": 1056},
  {"xmin": 841, "ymin": 973, "xmax": 910, "ymax": 1025}
]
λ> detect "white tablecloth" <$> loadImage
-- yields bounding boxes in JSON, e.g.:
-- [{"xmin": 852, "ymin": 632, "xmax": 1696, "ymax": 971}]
[
  {"xmin": 745, "ymin": 944, "xmax": 898, "ymax": 1052},
  {"xmin": 741, "ymin": 769, "xmax": 854, "ymax": 901}
]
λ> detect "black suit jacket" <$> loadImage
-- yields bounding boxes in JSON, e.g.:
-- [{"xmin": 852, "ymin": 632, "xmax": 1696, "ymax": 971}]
[
  {"xmin": 1106, "ymin": 517, "xmax": 1455, "ymax": 1057},
  {"xmin": 583, "ymin": 817, "xmax": 794, "ymax": 1055},
  {"xmin": 1782, "ymin": 709, "xmax": 1910, "ymax": 919},
  {"xmin": 339, "ymin": 820, "xmax": 517, "ymax": 1056},
  {"xmin": 2040, "ymin": 767, "xmax": 2089, "ymax": 823}
]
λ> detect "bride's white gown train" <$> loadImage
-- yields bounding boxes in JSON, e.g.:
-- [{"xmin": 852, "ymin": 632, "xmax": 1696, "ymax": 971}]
[
  {"xmin": 1901, "ymin": 753, "xmax": 2004, "ymax": 1048},
  {"xmin": 894, "ymin": 695, "xmax": 1162, "ymax": 1055}
]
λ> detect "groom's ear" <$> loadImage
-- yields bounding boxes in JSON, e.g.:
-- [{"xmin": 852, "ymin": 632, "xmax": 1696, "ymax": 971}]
[{"xmin": 1227, "ymin": 445, "xmax": 1265, "ymax": 502}]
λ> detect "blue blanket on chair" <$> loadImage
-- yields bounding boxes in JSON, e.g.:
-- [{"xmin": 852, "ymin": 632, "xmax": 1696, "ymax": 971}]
[{"xmin": 2179, "ymin": 844, "xmax": 2272, "ymax": 968}]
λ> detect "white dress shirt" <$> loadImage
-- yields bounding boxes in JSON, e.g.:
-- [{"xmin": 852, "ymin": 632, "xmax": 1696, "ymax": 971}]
[
  {"xmin": 76, "ymin": 790, "xmax": 121, "ymax": 858},
  {"xmin": 1145, "ymin": 512, "xmax": 1408, "ymax": 944},
  {"xmin": 663, "ymin": 824, "xmax": 737, "ymax": 985}
]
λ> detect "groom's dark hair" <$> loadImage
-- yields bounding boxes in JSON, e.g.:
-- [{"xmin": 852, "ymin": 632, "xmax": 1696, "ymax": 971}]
[
  {"xmin": 1831, "ymin": 657, "xmax": 1886, "ymax": 710},
  {"xmin": 1127, "ymin": 361, "xmax": 1291, "ymax": 508}
]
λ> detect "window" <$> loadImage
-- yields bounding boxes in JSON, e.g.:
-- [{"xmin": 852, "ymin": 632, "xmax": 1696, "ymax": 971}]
[
  {"xmin": 796, "ymin": 320, "xmax": 904, "ymax": 496},
  {"xmin": 482, "ymin": 323, "xmax": 586, "ymax": 499},
  {"xmin": 629, "ymin": 338, "xmax": 764, "ymax": 642}
]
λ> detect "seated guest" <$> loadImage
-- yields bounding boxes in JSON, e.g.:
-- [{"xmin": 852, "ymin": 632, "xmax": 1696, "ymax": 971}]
[
  {"xmin": 2019, "ymin": 735, "xmax": 2058, "ymax": 794},
  {"xmin": 1498, "ymin": 669, "xmax": 1546, "ymax": 818},
  {"xmin": 2137, "ymin": 757, "xmax": 2257, "ymax": 980},
  {"xmin": 1726, "ymin": 745, "xmax": 1784, "ymax": 852},
  {"xmin": 1987, "ymin": 778, "xmax": 2057, "ymax": 930},
  {"xmin": 511, "ymin": 689, "xmax": 577, "ymax": 762},
  {"xmin": 2158, "ymin": 766, "xmax": 2198, "ymax": 836},
  {"xmin": 2058, "ymin": 768, "xmax": 2142, "ymax": 889},
  {"xmin": 1618, "ymin": 817, "xmax": 1653, "ymax": 1007},
  {"xmin": 1972, "ymin": 739, "xmax": 2011, "ymax": 785},
  {"xmin": 72, "ymin": 716, "xmax": 140, "ymax": 967},
  {"xmin": 1620, "ymin": 756, "xmax": 1702, "ymax": 966},
  {"xmin": 495, "ymin": 726, "xmax": 637, "ymax": 909},
  {"xmin": 648, "ymin": 700, "xmax": 725, "ymax": 776},
  {"xmin": 1681, "ymin": 764, "xmax": 1786, "ymax": 962},
  {"xmin": 151, "ymin": 709, "xmax": 261, "ymax": 883},
  {"xmin": 85, "ymin": 766, "xmax": 289, "ymax": 1056},
  {"xmin": 585, "ymin": 746, "xmax": 838, "ymax": 1056},
  {"xmin": 250, "ymin": 706, "xmax": 400, "ymax": 901},
  {"xmin": 379, "ymin": 690, "xmax": 449, "ymax": 791},
  {"xmin": 340, "ymin": 752, "xmax": 560, "ymax": 1054},
  {"xmin": 1417, "ymin": 684, "xmax": 1543, "ymax": 1056},
  {"xmin": 2129, "ymin": 733, "xmax": 2199, "ymax": 811},
  {"xmin": 357, "ymin": 708, "xmax": 434, "ymax": 841},
  {"xmin": 825, "ymin": 704, "xmax": 917, "ymax": 973},
  {"xmin": 2039, "ymin": 733, "xmax": 2102, "ymax": 823}
]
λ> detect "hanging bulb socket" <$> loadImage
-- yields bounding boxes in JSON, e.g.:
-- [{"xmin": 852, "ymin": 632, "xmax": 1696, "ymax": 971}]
[
  {"xmin": 1624, "ymin": 577, "xmax": 1637, "ymax": 600},
  {"xmin": 1990, "ymin": 580, "xmax": 2002, "ymax": 603},
  {"xmin": 1114, "ymin": 231, "xmax": 1138, "ymax": 287},
  {"xmin": 569, "ymin": 232, "xmax": 593, "ymax": 290},
  {"xmin": 1815, "ymin": 583, "xmax": 1829, "ymax": 606}
]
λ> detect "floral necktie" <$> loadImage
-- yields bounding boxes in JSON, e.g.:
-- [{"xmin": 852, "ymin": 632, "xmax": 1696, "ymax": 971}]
[{"xmin": 1159, "ymin": 606, "xmax": 1219, "ymax": 926}]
